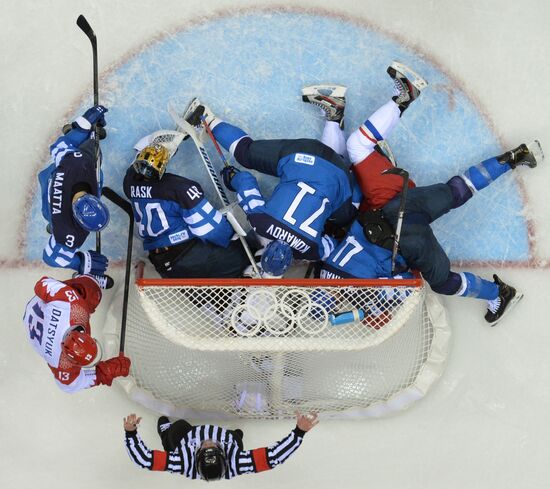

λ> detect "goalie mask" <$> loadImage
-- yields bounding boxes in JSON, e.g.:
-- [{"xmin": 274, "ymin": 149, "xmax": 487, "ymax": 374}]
[
  {"xmin": 62, "ymin": 326, "xmax": 102, "ymax": 367},
  {"xmin": 72, "ymin": 194, "xmax": 110, "ymax": 232},
  {"xmin": 196, "ymin": 444, "xmax": 226, "ymax": 481},
  {"xmin": 261, "ymin": 240, "xmax": 293, "ymax": 277},
  {"xmin": 133, "ymin": 143, "xmax": 170, "ymax": 180}
]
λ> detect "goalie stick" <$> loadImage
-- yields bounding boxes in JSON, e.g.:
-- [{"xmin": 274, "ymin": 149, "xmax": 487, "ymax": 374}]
[
  {"xmin": 101, "ymin": 187, "xmax": 134, "ymax": 354},
  {"xmin": 167, "ymin": 101, "xmax": 261, "ymax": 277},
  {"xmin": 76, "ymin": 14, "xmax": 103, "ymax": 253}
]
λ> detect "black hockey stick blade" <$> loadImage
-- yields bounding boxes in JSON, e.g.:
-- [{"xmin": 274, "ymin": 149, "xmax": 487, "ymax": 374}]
[
  {"xmin": 76, "ymin": 15, "xmax": 96, "ymax": 45},
  {"xmin": 101, "ymin": 187, "xmax": 134, "ymax": 354}
]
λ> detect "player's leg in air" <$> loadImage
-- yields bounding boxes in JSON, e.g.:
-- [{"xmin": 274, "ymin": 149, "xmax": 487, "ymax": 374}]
[
  {"xmin": 345, "ymin": 62, "xmax": 427, "ymax": 210},
  {"xmin": 382, "ymin": 141, "xmax": 543, "ymax": 325}
]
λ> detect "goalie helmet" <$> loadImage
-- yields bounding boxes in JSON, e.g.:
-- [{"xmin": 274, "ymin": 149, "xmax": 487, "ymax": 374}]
[
  {"xmin": 133, "ymin": 143, "xmax": 170, "ymax": 180},
  {"xmin": 196, "ymin": 444, "xmax": 226, "ymax": 481},
  {"xmin": 72, "ymin": 194, "xmax": 110, "ymax": 232},
  {"xmin": 261, "ymin": 240, "xmax": 293, "ymax": 277},
  {"xmin": 62, "ymin": 326, "xmax": 102, "ymax": 367}
]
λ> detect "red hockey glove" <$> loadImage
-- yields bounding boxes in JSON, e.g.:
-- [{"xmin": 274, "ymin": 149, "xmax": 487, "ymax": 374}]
[{"xmin": 96, "ymin": 354, "xmax": 131, "ymax": 386}]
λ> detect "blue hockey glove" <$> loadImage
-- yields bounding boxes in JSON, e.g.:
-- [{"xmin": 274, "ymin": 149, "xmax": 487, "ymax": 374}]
[
  {"xmin": 74, "ymin": 105, "xmax": 108, "ymax": 131},
  {"xmin": 220, "ymin": 165, "xmax": 240, "ymax": 192},
  {"xmin": 77, "ymin": 250, "xmax": 109, "ymax": 276}
]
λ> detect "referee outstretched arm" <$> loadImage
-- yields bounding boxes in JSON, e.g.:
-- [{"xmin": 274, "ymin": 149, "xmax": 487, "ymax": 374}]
[{"xmin": 123, "ymin": 411, "xmax": 319, "ymax": 481}]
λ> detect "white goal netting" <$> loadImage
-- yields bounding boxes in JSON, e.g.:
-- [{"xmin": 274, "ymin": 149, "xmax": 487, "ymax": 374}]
[{"xmin": 104, "ymin": 264, "xmax": 450, "ymax": 419}]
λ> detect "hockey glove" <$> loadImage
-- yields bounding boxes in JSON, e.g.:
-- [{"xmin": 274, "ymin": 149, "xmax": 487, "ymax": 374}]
[
  {"xmin": 74, "ymin": 105, "xmax": 108, "ymax": 131},
  {"xmin": 220, "ymin": 166, "xmax": 240, "ymax": 192},
  {"xmin": 77, "ymin": 250, "xmax": 109, "ymax": 276},
  {"xmin": 96, "ymin": 354, "xmax": 131, "ymax": 386}
]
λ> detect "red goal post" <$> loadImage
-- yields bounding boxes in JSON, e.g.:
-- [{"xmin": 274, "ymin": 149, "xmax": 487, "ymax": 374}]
[{"xmin": 103, "ymin": 263, "xmax": 450, "ymax": 419}]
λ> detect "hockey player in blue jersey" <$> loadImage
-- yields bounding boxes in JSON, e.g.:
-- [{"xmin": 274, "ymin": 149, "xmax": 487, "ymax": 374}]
[
  {"xmin": 312, "ymin": 82, "xmax": 543, "ymax": 324},
  {"xmin": 123, "ymin": 141, "xmax": 251, "ymax": 278},
  {"xmin": 38, "ymin": 105, "xmax": 110, "ymax": 279},
  {"xmin": 183, "ymin": 99, "xmax": 357, "ymax": 273}
]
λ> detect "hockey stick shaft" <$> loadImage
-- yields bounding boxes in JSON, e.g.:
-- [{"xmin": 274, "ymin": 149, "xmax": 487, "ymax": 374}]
[
  {"xmin": 386, "ymin": 169, "xmax": 409, "ymax": 275},
  {"xmin": 201, "ymin": 116, "xmax": 231, "ymax": 168},
  {"xmin": 101, "ymin": 187, "xmax": 134, "ymax": 354},
  {"xmin": 76, "ymin": 15, "xmax": 102, "ymax": 253},
  {"xmin": 168, "ymin": 105, "xmax": 260, "ymax": 276}
]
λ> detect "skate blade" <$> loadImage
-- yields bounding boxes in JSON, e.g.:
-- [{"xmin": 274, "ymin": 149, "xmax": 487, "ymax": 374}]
[
  {"xmin": 301, "ymin": 84, "xmax": 348, "ymax": 98},
  {"xmin": 528, "ymin": 140, "xmax": 544, "ymax": 166},
  {"xmin": 390, "ymin": 61, "xmax": 429, "ymax": 91},
  {"xmin": 490, "ymin": 291, "xmax": 524, "ymax": 327},
  {"xmin": 377, "ymin": 141, "xmax": 397, "ymax": 166}
]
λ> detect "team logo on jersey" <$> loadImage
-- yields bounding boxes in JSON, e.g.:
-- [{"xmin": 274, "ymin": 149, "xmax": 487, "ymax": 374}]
[
  {"xmin": 42, "ymin": 278, "xmax": 66, "ymax": 297},
  {"xmin": 294, "ymin": 154, "xmax": 315, "ymax": 165},
  {"xmin": 168, "ymin": 230, "xmax": 189, "ymax": 244}
]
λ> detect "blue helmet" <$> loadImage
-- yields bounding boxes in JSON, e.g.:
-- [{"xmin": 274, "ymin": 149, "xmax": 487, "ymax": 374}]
[
  {"xmin": 72, "ymin": 194, "xmax": 110, "ymax": 232},
  {"xmin": 261, "ymin": 240, "xmax": 293, "ymax": 277}
]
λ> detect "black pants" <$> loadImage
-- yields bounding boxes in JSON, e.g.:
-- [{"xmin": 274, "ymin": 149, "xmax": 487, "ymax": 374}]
[{"xmin": 159, "ymin": 419, "xmax": 244, "ymax": 451}]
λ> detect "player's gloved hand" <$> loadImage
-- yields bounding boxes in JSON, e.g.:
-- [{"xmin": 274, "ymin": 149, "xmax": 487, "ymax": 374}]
[
  {"xmin": 220, "ymin": 165, "xmax": 240, "ymax": 192},
  {"xmin": 96, "ymin": 354, "xmax": 131, "ymax": 386},
  {"xmin": 74, "ymin": 105, "xmax": 108, "ymax": 131},
  {"xmin": 77, "ymin": 250, "xmax": 109, "ymax": 276}
]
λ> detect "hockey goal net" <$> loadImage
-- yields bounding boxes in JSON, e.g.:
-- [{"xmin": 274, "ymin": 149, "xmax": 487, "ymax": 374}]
[{"xmin": 104, "ymin": 263, "xmax": 450, "ymax": 419}]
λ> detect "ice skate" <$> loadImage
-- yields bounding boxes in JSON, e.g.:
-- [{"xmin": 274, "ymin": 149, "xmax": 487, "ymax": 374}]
[
  {"xmin": 497, "ymin": 140, "xmax": 544, "ymax": 169},
  {"xmin": 183, "ymin": 97, "xmax": 216, "ymax": 129},
  {"xmin": 157, "ymin": 416, "xmax": 172, "ymax": 451},
  {"xmin": 301, "ymin": 84, "xmax": 347, "ymax": 127},
  {"xmin": 387, "ymin": 61, "xmax": 428, "ymax": 111},
  {"xmin": 73, "ymin": 272, "xmax": 114, "ymax": 290},
  {"xmin": 484, "ymin": 274, "xmax": 523, "ymax": 326}
]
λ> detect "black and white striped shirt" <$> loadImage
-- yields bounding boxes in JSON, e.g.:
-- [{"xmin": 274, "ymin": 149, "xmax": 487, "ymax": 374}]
[{"xmin": 124, "ymin": 423, "xmax": 306, "ymax": 480}]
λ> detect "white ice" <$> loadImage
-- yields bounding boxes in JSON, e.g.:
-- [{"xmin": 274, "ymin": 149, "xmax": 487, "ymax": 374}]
[{"xmin": 2, "ymin": 1, "xmax": 550, "ymax": 488}]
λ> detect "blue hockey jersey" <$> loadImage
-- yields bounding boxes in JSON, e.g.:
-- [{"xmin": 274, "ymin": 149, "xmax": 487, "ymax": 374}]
[
  {"xmin": 231, "ymin": 151, "xmax": 351, "ymax": 260},
  {"xmin": 123, "ymin": 167, "xmax": 234, "ymax": 251},
  {"xmin": 39, "ymin": 131, "xmax": 100, "ymax": 270}
]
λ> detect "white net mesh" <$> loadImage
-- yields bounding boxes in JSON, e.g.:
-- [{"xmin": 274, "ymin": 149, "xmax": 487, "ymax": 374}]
[{"xmin": 105, "ymin": 267, "xmax": 450, "ymax": 419}]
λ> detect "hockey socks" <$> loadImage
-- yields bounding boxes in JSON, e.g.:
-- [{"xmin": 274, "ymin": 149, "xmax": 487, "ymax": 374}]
[
  {"xmin": 457, "ymin": 272, "xmax": 499, "ymax": 300},
  {"xmin": 461, "ymin": 157, "xmax": 511, "ymax": 192},
  {"xmin": 212, "ymin": 122, "xmax": 250, "ymax": 157}
]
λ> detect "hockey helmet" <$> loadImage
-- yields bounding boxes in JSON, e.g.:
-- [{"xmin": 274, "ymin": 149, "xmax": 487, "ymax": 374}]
[
  {"xmin": 261, "ymin": 240, "xmax": 293, "ymax": 277},
  {"xmin": 133, "ymin": 143, "xmax": 170, "ymax": 180},
  {"xmin": 62, "ymin": 326, "xmax": 102, "ymax": 367},
  {"xmin": 72, "ymin": 194, "xmax": 110, "ymax": 232},
  {"xmin": 196, "ymin": 444, "xmax": 226, "ymax": 481}
]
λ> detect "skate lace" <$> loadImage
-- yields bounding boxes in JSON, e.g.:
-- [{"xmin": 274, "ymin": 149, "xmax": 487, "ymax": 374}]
[
  {"xmin": 487, "ymin": 296, "xmax": 502, "ymax": 314},
  {"xmin": 392, "ymin": 79, "xmax": 407, "ymax": 98}
]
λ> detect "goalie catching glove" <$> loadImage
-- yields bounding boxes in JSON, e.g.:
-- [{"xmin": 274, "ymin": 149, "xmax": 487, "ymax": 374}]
[{"xmin": 96, "ymin": 354, "xmax": 131, "ymax": 386}]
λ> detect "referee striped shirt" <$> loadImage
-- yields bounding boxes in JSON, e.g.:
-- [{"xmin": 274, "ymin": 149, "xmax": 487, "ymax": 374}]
[{"xmin": 124, "ymin": 423, "xmax": 306, "ymax": 479}]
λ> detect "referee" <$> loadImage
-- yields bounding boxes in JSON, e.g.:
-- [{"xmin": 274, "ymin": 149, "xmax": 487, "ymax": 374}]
[{"xmin": 123, "ymin": 411, "xmax": 319, "ymax": 481}]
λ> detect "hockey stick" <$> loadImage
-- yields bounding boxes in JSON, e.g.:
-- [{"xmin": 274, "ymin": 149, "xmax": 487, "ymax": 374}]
[
  {"xmin": 382, "ymin": 167, "xmax": 409, "ymax": 275},
  {"xmin": 168, "ymin": 103, "xmax": 261, "ymax": 277},
  {"xmin": 101, "ymin": 187, "xmax": 134, "ymax": 354},
  {"xmin": 76, "ymin": 14, "xmax": 102, "ymax": 254}
]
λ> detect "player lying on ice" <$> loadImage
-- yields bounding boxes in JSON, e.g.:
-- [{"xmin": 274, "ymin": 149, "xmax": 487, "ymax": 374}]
[
  {"xmin": 23, "ymin": 275, "xmax": 130, "ymax": 393},
  {"xmin": 305, "ymin": 62, "xmax": 543, "ymax": 325},
  {"xmin": 181, "ymin": 95, "xmax": 358, "ymax": 277},
  {"xmin": 123, "ymin": 138, "xmax": 252, "ymax": 278},
  {"xmin": 123, "ymin": 411, "xmax": 318, "ymax": 481},
  {"xmin": 37, "ymin": 105, "xmax": 111, "ymax": 279}
]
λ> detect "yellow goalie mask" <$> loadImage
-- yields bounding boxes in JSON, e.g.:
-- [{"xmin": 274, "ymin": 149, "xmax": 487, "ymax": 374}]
[{"xmin": 133, "ymin": 143, "xmax": 170, "ymax": 180}]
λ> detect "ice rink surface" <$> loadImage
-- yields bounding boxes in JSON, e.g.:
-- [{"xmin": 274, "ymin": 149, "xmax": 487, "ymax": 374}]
[{"xmin": 2, "ymin": 0, "xmax": 550, "ymax": 488}]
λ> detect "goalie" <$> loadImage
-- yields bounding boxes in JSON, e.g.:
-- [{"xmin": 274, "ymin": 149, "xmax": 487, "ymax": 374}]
[{"xmin": 123, "ymin": 139, "xmax": 252, "ymax": 278}]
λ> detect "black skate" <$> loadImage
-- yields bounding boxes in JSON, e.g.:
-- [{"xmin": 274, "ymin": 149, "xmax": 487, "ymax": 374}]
[
  {"xmin": 387, "ymin": 61, "xmax": 428, "ymax": 112},
  {"xmin": 182, "ymin": 97, "xmax": 215, "ymax": 129},
  {"xmin": 157, "ymin": 416, "xmax": 172, "ymax": 451},
  {"xmin": 72, "ymin": 272, "xmax": 114, "ymax": 290},
  {"xmin": 301, "ymin": 84, "xmax": 347, "ymax": 128},
  {"xmin": 496, "ymin": 140, "xmax": 544, "ymax": 169},
  {"xmin": 484, "ymin": 274, "xmax": 523, "ymax": 326}
]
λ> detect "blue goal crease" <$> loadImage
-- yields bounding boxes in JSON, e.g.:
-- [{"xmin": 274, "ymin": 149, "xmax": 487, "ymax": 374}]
[{"xmin": 25, "ymin": 12, "xmax": 530, "ymax": 264}]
